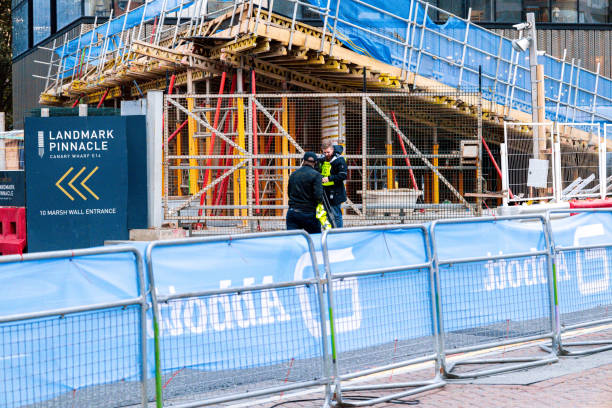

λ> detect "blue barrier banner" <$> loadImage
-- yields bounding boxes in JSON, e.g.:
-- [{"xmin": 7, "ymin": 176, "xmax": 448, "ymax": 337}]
[
  {"xmin": 0, "ymin": 249, "xmax": 142, "ymax": 408},
  {"xmin": 321, "ymin": 228, "xmax": 434, "ymax": 355},
  {"xmin": 148, "ymin": 234, "xmax": 323, "ymax": 376},
  {"xmin": 550, "ymin": 212, "xmax": 612, "ymax": 316},
  {"xmin": 433, "ymin": 219, "xmax": 552, "ymax": 334},
  {"xmin": 149, "ymin": 235, "xmax": 315, "ymax": 296},
  {"xmin": 0, "ymin": 250, "xmax": 140, "ymax": 317},
  {"xmin": 433, "ymin": 218, "xmax": 547, "ymax": 261},
  {"xmin": 5, "ymin": 213, "xmax": 612, "ymax": 406},
  {"xmin": 148, "ymin": 229, "xmax": 433, "ymax": 381},
  {"xmin": 550, "ymin": 212, "xmax": 612, "ymax": 247}
]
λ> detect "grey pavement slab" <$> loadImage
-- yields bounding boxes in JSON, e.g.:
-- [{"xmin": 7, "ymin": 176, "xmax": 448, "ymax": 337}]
[{"xmin": 450, "ymin": 348, "xmax": 612, "ymax": 385}]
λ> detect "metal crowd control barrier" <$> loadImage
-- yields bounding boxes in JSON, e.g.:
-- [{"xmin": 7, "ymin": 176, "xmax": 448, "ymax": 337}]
[
  {"xmin": 322, "ymin": 225, "xmax": 445, "ymax": 406},
  {"xmin": 145, "ymin": 231, "xmax": 331, "ymax": 408},
  {"xmin": 431, "ymin": 215, "xmax": 559, "ymax": 379},
  {"xmin": 0, "ymin": 246, "xmax": 148, "ymax": 408},
  {"xmin": 541, "ymin": 208, "xmax": 612, "ymax": 356}
]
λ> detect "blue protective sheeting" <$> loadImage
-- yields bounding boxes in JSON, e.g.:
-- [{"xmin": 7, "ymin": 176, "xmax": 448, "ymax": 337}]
[
  {"xmin": 56, "ymin": 0, "xmax": 611, "ymax": 126},
  {"xmin": 304, "ymin": 0, "xmax": 611, "ymax": 125},
  {"xmin": 57, "ymin": 0, "xmax": 194, "ymax": 74}
]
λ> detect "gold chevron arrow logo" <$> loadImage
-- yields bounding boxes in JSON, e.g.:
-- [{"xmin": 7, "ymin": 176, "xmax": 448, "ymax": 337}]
[
  {"xmin": 56, "ymin": 166, "xmax": 99, "ymax": 201},
  {"xmin": 56, "ymin": 167, "xmax": 75, "ymax": 201},
  {"xmin": 68, "ymin": 167, "xmax": 87, "ymax": 200},
  {"xmin": 81, "ymin": 166, "xmax": 99, "ymax": 200}
]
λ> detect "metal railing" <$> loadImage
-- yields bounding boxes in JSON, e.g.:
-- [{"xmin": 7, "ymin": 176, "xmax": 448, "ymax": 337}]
[
  {"xmin": 0, "ymin": 246, "xmax": 149, "ymax": 408},
  {"xmin": 542, "ymin": 208, "xmax": 612, "ymax": 356},
  {"xmin": 321, "ymin": 225, "xmax": 444, "ymax": 406},
  {"xmin": 5, "ymin": 213, "xmax": 612, "ymax": 405},
  {"xmin": 502, "ymin": 121, "xmax": 611, "ymax": 205},
  {"xmin": 145, "ymin": 230, "xmax": 332, "ymax": 407},
  {"xmin": 430, "ymin": 215, "xmax": 559, "ymax": 378},
  {"xmin": 37, "ymin": 0, "xmax": 612, "ymax": 129}
]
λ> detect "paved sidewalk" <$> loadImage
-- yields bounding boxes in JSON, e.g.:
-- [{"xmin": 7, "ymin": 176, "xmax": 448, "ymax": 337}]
[
  {"xmin": 389, "ymin": 363, "xmax": 612, "ymax": 408},
  {"xmin": 257, "ymin": 362, "xmax": 612, "ymax": 408},
  {"xmin": 241, "ymin": 327, "xmax": 612, "ymax": 408}
]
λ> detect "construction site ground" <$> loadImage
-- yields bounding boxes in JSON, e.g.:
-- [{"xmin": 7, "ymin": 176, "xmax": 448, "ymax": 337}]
[{"xmin": 228, "ymin": 325, "xmax": 612, "ymax": 408}]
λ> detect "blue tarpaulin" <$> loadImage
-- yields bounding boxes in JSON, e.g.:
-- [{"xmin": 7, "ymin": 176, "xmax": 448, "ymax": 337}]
[{"xmin": 304, "ymin": 0, "xmax": 612, "ymax": 125}]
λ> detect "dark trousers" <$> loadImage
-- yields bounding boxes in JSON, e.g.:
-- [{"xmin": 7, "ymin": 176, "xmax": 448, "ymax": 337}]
[
  {"xmin": 286, "ymin": 208, "xmax": 321, "ymax": 234},
  {"xmin": 329, "ymin": 203, "xmax": 343, "ymax": 228}
]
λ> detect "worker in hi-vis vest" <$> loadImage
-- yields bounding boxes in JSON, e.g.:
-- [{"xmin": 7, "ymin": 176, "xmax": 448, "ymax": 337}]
[
  {"xmin": 286, "ymin": 152, "xmax": 326, "ymax": 234},
  {"xmin": 319, "ymin": 139, "xmax": 348, "ymax": 228}
]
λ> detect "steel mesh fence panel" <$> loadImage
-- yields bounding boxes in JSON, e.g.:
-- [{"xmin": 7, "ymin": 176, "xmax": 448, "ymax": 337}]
[
  {"xmin": 164, "ymin": 91, "xmax": 506, "ymax": 234},
  {"xmin": 504, "ymin": 122, "xmax": 556, "ymax": 203},
  {"xmin": 146, "ymin": 231, "xmax": 329, "ymax": 406},
  {"xmin": 0, "ymin": 306, "xmax": 143, "ymax": 408},
  {"xmin": 157, "ymin": 285, "xmax": 326, "ymax": 405},
  {"xmin": 332, "ymin": 268, "xmax": 437, "ymax": 378},
  {"xmin": 557, "ymin": 123, "xmax": 602, "ymax": 200},
  {"xmin": 364, "ymin": 93, "xmax": 483, "ymax": 222},
  {"xmin": 322, "ymin": 226, "xmax": 443, "ymax": 405},
  {"xmin": 437, "ymin": 255, "xmax": 552, "ymax": 352},
  {"xmin": 555, "ymin": 247, "xmax": 612, "ymax": 329},
  {"xmin": 608, "ymin": 124, "xmax": 612, "ymax": 197}
]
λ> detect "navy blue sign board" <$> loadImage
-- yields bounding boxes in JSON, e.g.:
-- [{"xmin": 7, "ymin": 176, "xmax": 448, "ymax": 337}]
[
  {"xmin": 125, "ymin": 115, "xmax": 148, "ymax": 231},
  {"xmin": 25, "ymin": 116, "xmax": 129, "ymax": 252},
  {"xmin": 0, "ymin": 171, "xmax": 25, "ymax": 207}
]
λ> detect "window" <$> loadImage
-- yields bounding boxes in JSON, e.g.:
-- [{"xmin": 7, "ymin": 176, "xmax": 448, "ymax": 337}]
[
  {"xmin": 33, "ymin": 0, "xmax": 51, "ymax": 44},
  {"xmin": 57, "ymin": 0, "xmax": 83, "ymax": 29},
  {"xmin": 579, "ymin": 0, "xmax": 611, "ymax": 22},
  {"xmin": 438, "ymin": 0, "xmax": 467, "ymax": 20},
  {"xmin": 84, "ymin": 0, "xmax": 112, "ymax": 16},
  {"xmin": 552, "ymin": 0, "xmax": 578, "ymax": 22},
  {"xmin": 470, "ymin": 0, "xmax": 494, "ymax": 21},
  {"xmin": 11, "ymin": 1, "xmax": 28, "ymax": 56},
  {"xmin": 495, "ymin": 0, "xmax": 522, "ymax": 21},
  {"xmin": 524, "ymin": 0, "xmax": 550, "ymax": 21}
]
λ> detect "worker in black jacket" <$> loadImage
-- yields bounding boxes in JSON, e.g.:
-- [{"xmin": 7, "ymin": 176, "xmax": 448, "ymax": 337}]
[
  {"xmin": 320, "ymin": 140, "xmax": 347, "ymax": 228},
  {"xmin": 286, "ymin": 152, "xmax": 323, "ymax": 234}
]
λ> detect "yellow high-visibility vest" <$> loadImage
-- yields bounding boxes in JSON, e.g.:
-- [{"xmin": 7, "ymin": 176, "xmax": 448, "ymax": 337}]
[
  {"xmin": 321, "ymin": 161, "xmax": 333, "ymax": 186},
  {"xmin": 315, "ymin": 203, "xmax": 332, "ymax": 230}
]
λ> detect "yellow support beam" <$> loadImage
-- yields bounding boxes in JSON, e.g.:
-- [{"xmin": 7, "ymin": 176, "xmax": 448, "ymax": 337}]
[
  {"xmin": 86, "ymin": 86, "xmax": 121, "ymax": 104},
  {"xmin": 386, "ymin": 143, "xmax": 393, "ymax": 189},
  {"xmin": 237, "ymin": 96, "xmax": 248, "ymax": 224},
  {"xmin": 282, "ymin": 97, "xmax": 289, "ymax": 215},
  {"xmin": 187, "ymin": 97, "xmax": 199, "ymax": 194},
  {"xmin": 39, "ymin": 93, "xmax": 64, "ymax": 105}
]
